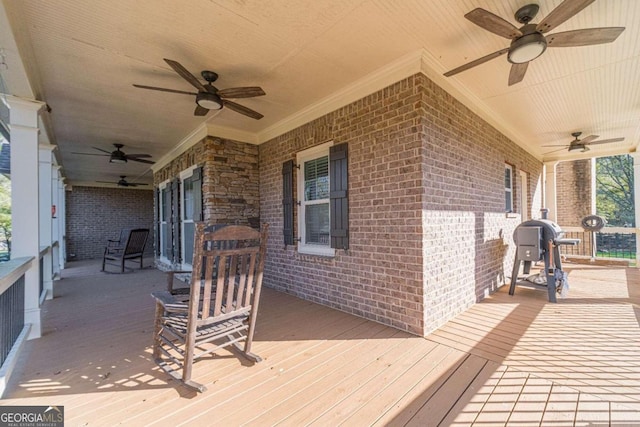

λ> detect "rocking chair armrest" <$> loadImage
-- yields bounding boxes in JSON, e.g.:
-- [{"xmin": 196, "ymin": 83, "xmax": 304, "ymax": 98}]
[
  {"xmin": 151, "ymin": 290, "xmax": 189, "ymax": 313},
  {"xmin": 166, "ymin": 270, "xmax": 193, "ymax": 292}
]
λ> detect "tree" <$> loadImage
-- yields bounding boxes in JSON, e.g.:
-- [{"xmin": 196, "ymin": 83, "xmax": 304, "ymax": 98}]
[
  {"xmin": 0, "ymin": 174, "xmax": 10, "ymax": 254},
  {"xmin": 595, "ymin": 154, "xmax": 634, "ymax": 227}
]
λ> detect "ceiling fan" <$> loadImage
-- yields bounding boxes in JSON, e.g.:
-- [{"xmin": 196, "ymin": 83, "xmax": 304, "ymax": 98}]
[
  {"xmin": 71, "ymin": 143, "xmax": 154, "ymax": 164},
  {"xmin": 96, "ymin": 176, "xmax": 148, "ymax": 187},
  {"xmin": 544, "ymin": 131, "xmax": 625, "ymax": 153},
  {"xmin": 444, "ymin": 0, "xmax": 625, "ymax": 86},
  {"xmin": 133, "ymin": 58, "xmax": 265, "ymax": 119}
]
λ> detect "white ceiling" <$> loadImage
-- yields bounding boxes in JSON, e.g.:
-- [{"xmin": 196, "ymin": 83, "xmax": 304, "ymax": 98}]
[{"xmin": 1, "ymin": 0, "xmax": 638, "ymax": 186}]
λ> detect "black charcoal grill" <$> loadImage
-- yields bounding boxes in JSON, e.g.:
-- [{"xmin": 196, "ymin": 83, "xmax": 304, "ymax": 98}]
[{"xmin": 509, "ymin": 209, "xmax": 580, "ymax": 302}]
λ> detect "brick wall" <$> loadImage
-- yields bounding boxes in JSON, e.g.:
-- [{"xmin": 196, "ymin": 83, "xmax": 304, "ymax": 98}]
[
  {"xmin": 65, "ymin": 186, "xmax": 154, "ymax": 260},
  {"xmin": 417, "ymin": 75, "xmax": 542, "ymax": 333},
  {"xmin": 259, "ymin": 73, "xmax": 542, "ymax": 336},
  {"xmin": 556, "ymin": 159, "xmax": 592, "ymax": 226}
]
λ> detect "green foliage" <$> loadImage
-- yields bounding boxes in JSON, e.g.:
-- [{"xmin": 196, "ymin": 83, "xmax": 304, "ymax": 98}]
[
  {"xmin": 0, "ymin": 174, "xmax": 10, "ymax": 253},
  {"xmin": 595, "ymin": 155, "xmax": 634, "ymax": 227}
]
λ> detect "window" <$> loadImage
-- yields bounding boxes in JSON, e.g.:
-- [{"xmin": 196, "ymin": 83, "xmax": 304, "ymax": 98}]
[
  {"xmin": 297, "ymin": 142, "xmax": 335, "ymax": 256},
  {"xmin": 505, "ymin": 164, "xmax": 514, "ymax": 213},
  {"xmin": 158, "ymin": 180, "xmax": 171, "ymax": 262},
  {"xmin": 156, "ymin": 166, "xmax": 202, "ymax": 267},
  {"xmin": 180, "ymin": 166, "xmax": 198, "ymax": 269},
  {"xmin": 519, "ymin": 170, "xmax": 528, "ymax": 220}
]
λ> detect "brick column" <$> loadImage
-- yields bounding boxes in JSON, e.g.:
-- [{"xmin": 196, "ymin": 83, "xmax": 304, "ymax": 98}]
[{"xmin": 7, "ymin": 95, "xmax": 45, "ymax": 339}]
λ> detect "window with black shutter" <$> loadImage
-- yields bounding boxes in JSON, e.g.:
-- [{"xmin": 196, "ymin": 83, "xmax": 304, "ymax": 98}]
[
  {"xmin": 154, "ymin": 188, "xmax": 160, "ymax": 256},
  {"xmin": 171, "ymin": 178, "xmax": 181, "ymax": 264},
  {"xmin": 159, "ymin": 183, "xmax": 172, "ymax": 261},
  {"xmin": 291, "ymin": 141, "xmax": 348, "ymax": 256}
]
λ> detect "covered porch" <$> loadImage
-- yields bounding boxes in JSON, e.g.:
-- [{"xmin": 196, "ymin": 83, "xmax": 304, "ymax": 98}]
[{"xmin": 2, "ymin": 260, "xmax": 639, "ymax": 425}]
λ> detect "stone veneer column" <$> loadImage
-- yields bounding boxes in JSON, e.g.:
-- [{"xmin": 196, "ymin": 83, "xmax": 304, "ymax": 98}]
[{"xmin": 7, "ymin": 95, "xmax": 45, "ymax": 339}]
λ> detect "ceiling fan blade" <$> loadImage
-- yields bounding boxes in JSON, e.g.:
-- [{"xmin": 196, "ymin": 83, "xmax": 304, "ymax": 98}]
[
  {"xmin": 587, "ymin": 137, "xmax": 625, "ymax": 145},
  {"xmin": 544, "ymin": 147, "xmax": 570, "ymax": 154},
  {"xmin": 537, "ymin": 0, "xmax": 595, "ymax": 33},
  {"xmin": 96, "ymin": 180, "xmax": 118, "ymax": 184},
  {"xmin": 71, "ymin": 152, "xmax": 110, "ymax": 157},
  {"xmin": 547, "ymin": 27, "xmax": 625, "ymax": 47},
  {"xmin": 163, "ymin": 58, "xmax": 208, "ymax": 92},
  {"xmin": 92, "ymin": 146, "xmax": 113, "ymax": 154},
  {"xmin": 542, "ymin": 144, "xmax": 570, "ymax": 147},
  {"xmin": 444, "ymin": 47, "xmax": 509, "ymax": 77},
  {"xmin": 194, "ymin": 105, "xmax": 209, "ymax": 116},
  {"xmin": 129, "ymin": 158, "xmax": 155, "ymax": 164},
  {"xmin": 125, "ymin": 154, "xmax": 152, "ymax": 158},
  {"xmin": 217, "ymin": 86, "xmax": 266, "ymax": 99},
  {"xmin": 508, "ymin": 62, "xmax": 529, "ymax": 86},
  {"xmin": 223, "ymin": 100, "xmax": 264, "ymax": 120},
  {"xmin": 464, "ymin": 8, "xmax": 522, "ymax": 39},
  {"xmin": 133, "ymin": 84, "xmax": 197, "ymax": 96},
  {"xmin": 580, "ymin": 135, "xmax": 599, "ymax": 144}
]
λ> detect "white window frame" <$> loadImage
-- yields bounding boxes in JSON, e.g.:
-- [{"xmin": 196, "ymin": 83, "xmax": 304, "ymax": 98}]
[
  {"xmin": 505, "ymin": 164, "xmax": 514, "ymax": 213},
  {"xmin": 179, "ymin": 165, "xmax": 198, "ymax": 270},
  {"xmin": 158, "ymin": 179, "xmax": 171, "ymax": 264},
  {"xmin": 519, "ymin": 169, "xmax": 528, "ymax": 220},
  {"xmin": 297, "ymin": 141, "xmax": 335, "ymax": 257}
]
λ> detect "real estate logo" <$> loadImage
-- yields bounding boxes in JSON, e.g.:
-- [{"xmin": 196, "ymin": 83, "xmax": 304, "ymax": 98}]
[{"xmin": 0, "ymin": 406, "xmax": 64, "ymax": 427}]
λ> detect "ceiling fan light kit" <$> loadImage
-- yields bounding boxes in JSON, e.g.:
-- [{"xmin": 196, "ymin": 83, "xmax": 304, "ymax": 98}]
[
  {"xmin": 568, "ymin": 144, "xmax": 588, "ymax": 152},
  {"xmin": 508, "ymin": 28, "xmax": 547, "ymax": 63},
  {"xmin": 196, "ymin": 92, "xmax": 223, "ymax": 110}
]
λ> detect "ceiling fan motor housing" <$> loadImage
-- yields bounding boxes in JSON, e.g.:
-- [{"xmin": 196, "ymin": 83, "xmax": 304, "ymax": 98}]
[{"xmin": 110, "ymin": 145, "xmax": 128, "ymax": 163}]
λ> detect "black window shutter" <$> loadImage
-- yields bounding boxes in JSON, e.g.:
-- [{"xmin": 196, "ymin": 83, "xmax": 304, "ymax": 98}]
[
  {"xmin": 171, "ymin": 178, "xmax": 181, "ymax": 264},
  {"xmin": 330, "ymin": 143, "xmax": 349, "ymax": 250},
  {"xmin": 282, "ymin": 160, "xmax": 294, "ymax": 246},
  {"xmin": 192, "ymin": 166, "xmax": 204, "ymax": 221},
  {"xmin": 154, "ymin": 188, "xmax": 160, "ymax": 256},
  {"xmin": 162, "ymin": 186, "xmax": 171, "ymax": 258}
]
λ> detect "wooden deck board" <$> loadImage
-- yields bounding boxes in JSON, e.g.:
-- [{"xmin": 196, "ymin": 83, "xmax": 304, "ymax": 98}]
[{"xmin": 2, "ymin": 260, "xmax": 639, "ymax": 426}]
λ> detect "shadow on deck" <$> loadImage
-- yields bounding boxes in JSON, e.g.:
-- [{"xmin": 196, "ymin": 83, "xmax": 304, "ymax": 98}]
[{"xmin": 2, "ymin": 260, "xmax": 639, "ymax": 426}]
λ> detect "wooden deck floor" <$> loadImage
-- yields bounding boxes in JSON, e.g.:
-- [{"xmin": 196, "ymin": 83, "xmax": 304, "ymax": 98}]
[{"xmin": 1, "ymin": 261, "xmax": 639, "ymax": 426}]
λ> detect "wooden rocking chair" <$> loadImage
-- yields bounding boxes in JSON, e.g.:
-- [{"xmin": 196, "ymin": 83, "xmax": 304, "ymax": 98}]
[
  {"xmin": 151, "ymin": 222, "xmax": 268, "ymax": 392},
  {"xmin": 101, "ymin": 228, "xmax": 149, "ymax": 273}
]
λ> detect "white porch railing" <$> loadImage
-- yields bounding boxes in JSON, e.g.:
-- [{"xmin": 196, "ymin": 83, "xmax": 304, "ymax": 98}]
[{"xmin": 561, "ymin": 226, "xmax": 639, "ymax": 266}]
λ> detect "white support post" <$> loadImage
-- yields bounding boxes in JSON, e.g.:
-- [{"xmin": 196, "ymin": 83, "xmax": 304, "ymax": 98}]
[
  {"xmin": 51, "ymin": 165, "xmax": 61, "ymax": 279},
  {"xmin": 7, "ymin": 95, "xmax": 45, "ymax": 339},
  {"xmin": 633, "ymin": 152, "xmax": 640, "ymax": 268},
  {"xmin": 58, "ymin": 179, "xmax": 66, "ymax": 269},
  {"xmin": 543, "ymin": 161, "xmax": 559, "ymax": 222},
  {"xmin": 39, "ymin": 145, "xmax": 54, "ymax": 301}
]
